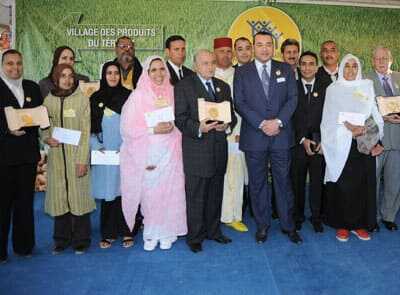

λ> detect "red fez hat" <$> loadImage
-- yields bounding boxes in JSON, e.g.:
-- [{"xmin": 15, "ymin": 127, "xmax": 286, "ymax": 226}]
[{"xmin": 214, "ymin": 37, "xmax": 232, "ymax": 49}]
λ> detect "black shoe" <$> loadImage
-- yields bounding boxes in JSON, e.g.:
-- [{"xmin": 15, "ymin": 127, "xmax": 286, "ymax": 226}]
[
  {"xmin": 311, "ymin": 221, "xmax": 324, "ymax": 233},
  {"xmin": 282, "ymin": 230, "xmax": 303, "ymax": 244},
  {"xmin": 382, "ymin": 220, "xmax": 398, "ymax": 231},
  {"xmin": 0, "ymin": 256, "xmax": 7, "ymax": 264},
  {"xmin": 74, "ymin": 246, "xmax": 88, "ymax": 255},
  {"xmin": 368, "ymin": 224, "xmax": 380, "ymax": 233},
  {"xmin": 295, "ymin": 221, "xmax": 302, "ymax": 231},
  {"xmin": 213, "ymin": 235, "xmax": 232, "ymax": 244},
  {"xmin": 52, "ymin": 245, "xmax": 66, "ymax": 255},
  {"xmin": 255, "ymin": 227, "xmax": 268, "ymax": 244},
  {"xmin": 188, "ymin": 243, "xmax": 202, "ymax": 253}
]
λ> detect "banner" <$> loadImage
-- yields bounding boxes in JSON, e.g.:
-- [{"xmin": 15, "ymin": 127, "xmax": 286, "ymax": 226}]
[{"xmin": 16, "ymin": 0, "xmax": 400, "ymax": 82}]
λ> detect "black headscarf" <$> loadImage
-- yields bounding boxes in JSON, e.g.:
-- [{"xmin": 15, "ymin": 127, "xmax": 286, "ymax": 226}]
[{"xmin": 90, "ymin": 61, "xmax": 131, "ymax": 134}]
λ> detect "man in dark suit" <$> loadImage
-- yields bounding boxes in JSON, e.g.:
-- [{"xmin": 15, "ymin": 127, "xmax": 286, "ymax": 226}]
[
  {"xmin": 0, "ymin": 50, "xmax": 43, "ymax": 263},
  {"xmin": 234, "ymin": 31, "xmax": 302, "ymax": 244},
  {"xmin": 281, "ymin": 38, "xmax": 300, "ymax": 80},
  {"xmin": 316, "ymin": 40, "xmax": 339, "ymax": 87},
  {"xmin": 174, "ymin": 49, "xmax": 237, "ymax": 253},
  {"xmin": 165, "ymin": 35, "xmax": 193, "ymax": 86},
  {"xmin": 113, "ymin": 36, "xmax": 142, "ymax": 90},
  {"xmin": 291, "ymin": 51, "xmax": 327, "ymax": 233},
  {"xmin": 233, "ymin": 37, "xmax": 252, "ymax": 68}
]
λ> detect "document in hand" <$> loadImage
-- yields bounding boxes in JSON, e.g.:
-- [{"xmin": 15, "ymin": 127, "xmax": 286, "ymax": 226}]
[
  {"xmin": 198, "ymin": 98, "xmax": 231, "ymax": 123},
  {"xmin": 91, "ymin": 150, "xmax": 120, "ymax": 165},
  {"xmin": 144, "ymin": 106, "xmax": 175, "ymax": 128},
  {"xmin": 4, "ymin": 106, "xmax": 50, "ymax": 131},
  {"xmin": 52, "ymin": 127, "xmax": 81, "ymax": 146},
  {"xmin": 337, "ymin": 112, "xmax": 366, "ymax": 126},
  {"xmin": 79, "ymin": 80, "xmax": 100, "ymax": 98},
  {"xmin": 376, "ymin": 96, "xmax": 400, "ymax": 116}
]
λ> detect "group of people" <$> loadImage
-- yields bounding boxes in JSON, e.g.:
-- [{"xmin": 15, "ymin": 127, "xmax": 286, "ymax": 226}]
[{"xmin": 0, "ymin": 30, "xmax": 399, "ymax": 263}]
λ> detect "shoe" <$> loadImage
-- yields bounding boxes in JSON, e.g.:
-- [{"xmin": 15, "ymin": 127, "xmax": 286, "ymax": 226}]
[
  {"xmin": 382, "ymin": 220, "xmax": 398, "ymax": 231},
  {"xmin": 213, "ymin": 235, "xmax": 232, "ymax": 244},
  {"xmin": 52, "ymin": 245, "xmax": 66, "ymax": 255},
  {"xmin": 99, "ymin": 239, "xmax": 113, "ymax": 249},
  {"xmin": 74, "ymin": 246, "xmax": 87, "ymax": 255},
  {"xmin": 368, "ymin": 224, "xmax": 380, "ymax": 233},
  {"xmin": 351, "ymin": 229, "xmax": 371, "ymax": 241},
  {"xmin": 282, "ymin": 230, "xmax": 303, "ymax": 244},
  {"xmin": 226, "ymin": 221, "xmax": 248, "ymax": 232},
  {"xmin": 188, "ymin": 243, "xmax": 202, "ymax": 253},
  {"xmin": 0, "ymin": 256, "xmax": 7, "ymax": 264},
  {"xmin": 160, "ymin": 238, "xmax": 175, "ymax": 250},
  {"xmin": 295, "ymin": 221, "xmax": 302, "ymax": 231},
  {"xmin": 255, "ymin": 227, "xmax": 268, "ymax": 244},
  {"xmin": 336, "ymin": 229, "xmax": 350, "ymax": 242},
  {"xmin": 143, "ymin": 239, "xmax": 158, "ymax": 251},
  {"xmin": 121, "ymin": 237, "xmax": 134, "ymax": 249},
  {"xmin": 311, "ymin": 220, "xmax": 324, "ymax": 233}
]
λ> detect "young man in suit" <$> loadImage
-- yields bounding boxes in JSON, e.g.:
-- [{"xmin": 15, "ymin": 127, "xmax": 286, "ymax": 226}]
[
  {"xmin": 291, "ymin": 51, "xmax": 327, "ymax": 233},
  {"xmin": 316, "ymin": 40, "xmax": 339, "ymax": 87},
  {"xmin": 0, "ymin": 50, "xmax": 43, "ymax": 263},
  {"xmin": 234, "ymin": 31, "xmax": 302, "ymax": 244},
  {"xmin": 165, "ymin": 35, "xmax": 193, "ymax": 86},
  {"xmin": 366, "ymin": 46, "xmax": 400, "ymax": 232},
  {"xmin": 234, "ymin": 37, "xmax": 252, "ymax": 67},
  {"xmin": 174, "ymin": 49, "xmax": 237, "ymax": 253}
]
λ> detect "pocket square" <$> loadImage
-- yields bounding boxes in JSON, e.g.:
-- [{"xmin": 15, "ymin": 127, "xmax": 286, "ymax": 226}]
[{"xmin": 277, "ymin": 77, "xmax": 286, "ymax": 83}]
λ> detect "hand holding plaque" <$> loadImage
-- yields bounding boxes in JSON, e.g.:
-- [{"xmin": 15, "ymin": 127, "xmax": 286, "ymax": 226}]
[
  {"xmin": 376, "ymin": 96, "xmax": 400, "ymax": 116},
  {"xmin": 197, "ymin": 98, "xmax": 232, "ymax": 124},
  {"xmin": 4, "ymin": 106, "xmax": 50, "ymax": 131}
]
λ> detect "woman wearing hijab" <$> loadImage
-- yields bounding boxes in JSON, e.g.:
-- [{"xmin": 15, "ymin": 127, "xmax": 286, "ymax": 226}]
[
  {"xmin": 90, "ymin": 61, "xmax": 133, "ymax": 249},
  {"xmin": 41, "ymin": 64, "xmax": 95, "ymax": 255},
  {"xmin": 120, "ymin": 56, "xmax": 187, "ymax": 251},
  {"xmin": 39, "ymin": 46, "xmax": 89, "ymax": 98},
  {"xmin": 321, "ymin": 54, "xmax": 384, "ymax": 242}
]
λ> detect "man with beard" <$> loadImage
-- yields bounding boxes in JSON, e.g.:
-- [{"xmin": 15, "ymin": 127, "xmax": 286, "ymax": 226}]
[
  {"xmin": 316, "ymin": 40, "xmax": 339, "ymax": 87},
  {"xmin": 113, "ymin": 36, "xmax": 142, "ymax": 90},
  {"xmin": 281, "ymin": 38, "xmax": 300, "ymax": 80}
]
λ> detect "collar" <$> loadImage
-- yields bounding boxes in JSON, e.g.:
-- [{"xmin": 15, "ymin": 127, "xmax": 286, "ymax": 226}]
[
  {"xmin": 323, "ymin": 65, "xmax": 338, "ymax": 75},
  {"xmin": 167, "ymin": 60, "xmax": 183, "ymax": 75},
  {"xmin": 255, "ymin": 58, "xmax": 272, "ymax": 73}
]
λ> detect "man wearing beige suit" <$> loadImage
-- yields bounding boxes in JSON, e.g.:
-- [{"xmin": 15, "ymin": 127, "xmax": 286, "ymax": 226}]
[{"xmin": 366, "ymin": 46, "xmax": 400, "ymax": 231}]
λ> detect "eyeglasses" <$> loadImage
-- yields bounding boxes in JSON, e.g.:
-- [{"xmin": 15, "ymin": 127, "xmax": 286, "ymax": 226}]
[{"xmin": 117, "ymin": 44, "xmax": 134, "ymax": 50}]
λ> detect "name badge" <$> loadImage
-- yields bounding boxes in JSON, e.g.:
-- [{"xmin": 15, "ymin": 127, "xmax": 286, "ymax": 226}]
[
  {"xmin": 104, "ymin": 107, "xmax": 115, "ymax": 117},
  {"xmin": 154, "ymin": 97, "xmax": 169, "ymax": 108},
  {"xmin": 277, "ymin": 77, "xmax": 286, "ymax": 83},
  {"xmin": 63, "ymin": 109, "xmax": 76, "ymax": 118}
]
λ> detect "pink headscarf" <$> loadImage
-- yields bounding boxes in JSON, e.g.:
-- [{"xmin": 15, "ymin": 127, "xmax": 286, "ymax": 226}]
[{"xmin": 120, "ymin": 56, "xmax": 185, "ymax": 232}]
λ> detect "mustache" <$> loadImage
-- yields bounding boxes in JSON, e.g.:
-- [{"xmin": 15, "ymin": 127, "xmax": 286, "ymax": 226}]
[{"xmin": 118, "ymin": 52, "xmax": 133, "ymax": 63}]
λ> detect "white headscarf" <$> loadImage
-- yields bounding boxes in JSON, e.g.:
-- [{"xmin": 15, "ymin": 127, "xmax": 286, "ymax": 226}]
[
  {"xmin": 320, "ymin": 54, "xmax": 384, "ymax": 183},
  {"xmin": 0, "ymin": 56, "xmax": 24, "ymax": 107}
]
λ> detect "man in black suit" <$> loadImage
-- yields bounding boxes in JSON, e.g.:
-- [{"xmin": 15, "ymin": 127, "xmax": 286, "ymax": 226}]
[
  {"xmin": 113, "ymin": 36, "xmax": 142, "ymax": 90},
  {"xmin": 165, "ymin": 35, "xmax": 193, "ymax": 86},
  {"xmin": 0, "ymin": 50, "xmax": 43, "ymax": 263},
  {"xmin": 174, "ymin": 49, "xmax": 237, "ymax": 253},
  {"xmin": 292, "ymin": 51, "xmax": 327, "ymax": 233},
  {"xmin": 281, "ymin": 38, "xmax": 300, "ymax": 80},
  {"xmin": 316, "ymin": 40, "xmax": 339, "ymax": 87}
]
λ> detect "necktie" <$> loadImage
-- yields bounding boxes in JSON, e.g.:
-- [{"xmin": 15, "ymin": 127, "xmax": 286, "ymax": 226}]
[
  {"xmin": 305, "ymin": 84, "xmax": 312, "ymax": 103},
  {"xmin": 261, "ymin": 64, "xmax": 270, "ymax": 100},
  {"xmin": 206, "ymin": 81, "xmax": 216, "ymax": 100},
  {"xmin": 178, "ymin": 69, "xmax": 183, "ymax": 80},
  {"xmin": 382, "ymin": 76, "xmax": 394, "ymax": 97}
]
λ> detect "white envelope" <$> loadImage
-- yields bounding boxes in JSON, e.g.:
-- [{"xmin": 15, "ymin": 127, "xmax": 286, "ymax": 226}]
[
  {"xmin": 52, "ymin": 127, "xmax": 81, "ymax": 146},
  {"xmin": 337, "ymin": 112, "xmax": 366, "ymax": 126},
  {"xmin": 144, "ymin": 106, "xmax": 175, "ymax": 128},
  {"xmin": 91, "ymin": 150, "xmax": 120, "ymax": 165}
]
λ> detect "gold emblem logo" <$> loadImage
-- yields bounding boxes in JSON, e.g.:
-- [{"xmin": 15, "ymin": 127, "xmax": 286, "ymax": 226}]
[{"xmin": 208, "ymin": 107, "xmax": 219, "ymax": 120}]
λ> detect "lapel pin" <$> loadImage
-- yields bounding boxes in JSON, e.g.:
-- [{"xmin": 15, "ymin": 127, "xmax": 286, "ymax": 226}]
[
  {"xmin": 313, "ymin": 92, "xmax": 318, "ymax": 97},
  {"xmin": 276, "ymin": 70, "xmax": 281, "ymax": 76},
  {"xmin": 26, "ymin": 97, "xmax": 32, "ymax": 102},
  {"xmin": 216, "ymin": 87, "xmax": 221, "ymax": 93},
  {"xmin": 98, "ymin": 102, "xmax": 104, "ymax": 108}
]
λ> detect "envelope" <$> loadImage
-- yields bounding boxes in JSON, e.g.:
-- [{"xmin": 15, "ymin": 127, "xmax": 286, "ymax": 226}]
[
  {"xmin": 198, "ymin": 98, "xmax": 232, "ymax": 123},
  {"xmin": 91, "ymin": 150, "xmax": 120, "ymax": 165},
  {"xmin": 144, "ymin": 106, "xmax": 175, "ymax": 128},
  {"xmin": 4, "ymin": 106, "xmax": 50, "ymax": 131},
  {"xmin": 52, "ymin": 127, "xmax": 81, "ymax": 146},
  {"xmin": 337, "ymin": 112, "xmax": 366, "ymax": 126}
]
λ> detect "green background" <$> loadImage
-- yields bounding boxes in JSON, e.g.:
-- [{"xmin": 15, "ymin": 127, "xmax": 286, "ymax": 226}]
[{"xmin": 16, "ymin": 0, "xmax": 400, "ymax": 82}]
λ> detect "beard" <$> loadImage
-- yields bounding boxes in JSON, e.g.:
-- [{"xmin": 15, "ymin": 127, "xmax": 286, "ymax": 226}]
[{"xmin": 118, "ymin": 52, "xmax": 133, "ymax": 64}]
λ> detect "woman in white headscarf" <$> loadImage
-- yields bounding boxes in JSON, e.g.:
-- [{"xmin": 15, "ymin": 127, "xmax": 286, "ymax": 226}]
[{"xmin": 321, "ymin": 54, "xmax": 384, "ymax": 242}]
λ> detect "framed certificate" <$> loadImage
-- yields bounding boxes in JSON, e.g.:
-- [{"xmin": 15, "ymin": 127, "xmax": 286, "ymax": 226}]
[
  {"xmin": 4, "ymin": 106, "xmax": 50, "ymax": 131},
  {"xmin": 197, "ymin": 98, "xmax": 231, "ymax": 123},
  {"xmin": 376, "ymin": 96, "xmax": 400, "ymax": 116}
]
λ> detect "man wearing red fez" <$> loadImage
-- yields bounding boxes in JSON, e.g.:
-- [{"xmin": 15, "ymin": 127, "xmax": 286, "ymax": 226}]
[{"xmin": 214, "ymin": 37, "xmax": 249, "ymax": 233}]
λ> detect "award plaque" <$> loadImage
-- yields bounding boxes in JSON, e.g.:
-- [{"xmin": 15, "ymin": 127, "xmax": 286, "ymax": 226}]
[
  {"xmin": 198, "ymin": 98, "xmax": 231, "ymax": 123},
  {"xmin": 79, "ymin": 81, "xmax": 100, "ymax": 98},
  {"xmin": 4, "ymin": 106, "xmax": 50, "ymax": 131},
  {"xmin": 376, "ymin": 96, "xmax": 400, "ymax": 116}
]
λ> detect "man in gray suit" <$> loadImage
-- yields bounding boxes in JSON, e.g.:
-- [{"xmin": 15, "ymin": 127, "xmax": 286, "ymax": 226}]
[{"xmin": 366, "ymin": 46, "xmax": 400, "ymax": 231}]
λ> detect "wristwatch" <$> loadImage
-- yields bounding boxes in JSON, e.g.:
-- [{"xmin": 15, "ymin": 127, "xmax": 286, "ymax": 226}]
[{"xmin": 276, "ymin": 119, "xmax": 283, "ymax": 128}]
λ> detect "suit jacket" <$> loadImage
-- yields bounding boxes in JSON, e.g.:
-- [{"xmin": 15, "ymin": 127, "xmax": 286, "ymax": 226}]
[
  {"xmin": 365, "ymin": 70, "xmax": 400, "ymax": 150},
  {"xmin": 113, "ymin": 56, "xmax": 143, "ymax": 89},
  {"xmin": 233, "ymin": 59, "xmax": 298, "ymax": 151},
  {"xmin": 292, "ymin": 77, "xmax": 327, "ymax": 144},
  {"xmin": 316, "ymin": 66, "xmax": 337, "ymax": 88},
  {"xmin": 166, "ymin": 61, "xmax": 194, "ymax": 86},
  {"xmin": 174, "ymin": 74, "xmax": 237, "ymax": 177},
  {"xmin": 0, "ymin": 78, "xmax": 43, "ymax": 165}
]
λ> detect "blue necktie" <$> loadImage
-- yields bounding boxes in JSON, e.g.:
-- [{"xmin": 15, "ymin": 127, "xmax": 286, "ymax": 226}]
[
  {"xmin": 305, "ymin": 84, "xmax": 312, "ymax": 104},
  {"xmin": 206, "ymin": 81, "xmax": 216, "ymax": 100},
  {"xmin": 261, "ymin": 64, "xmax": 270, "ymax": 100},
  {"xmin": 382, "ymin": 76, "xmax": 394, "ymax": 97}
]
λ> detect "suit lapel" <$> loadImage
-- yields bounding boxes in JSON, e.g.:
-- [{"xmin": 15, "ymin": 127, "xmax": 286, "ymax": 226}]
[
  {"xmin": 212, "ymin": 78, "xmax": 224, "ymax": 102},
  {"xmin": 0, "ymin": 78, "xmax": 22, "ymax": 109},
  {"xmin": 269, "ymin": 60, "xmax": 279, "ymax": 100},
  {"xmin": 193, "ymin": 75, "xmax": 213, "ymax": 101}
]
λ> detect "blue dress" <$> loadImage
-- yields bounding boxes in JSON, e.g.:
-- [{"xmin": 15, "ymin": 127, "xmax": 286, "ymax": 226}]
[{"xmin": 90, "ymin": 109, "xmax": 122, "ymax": 201}]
